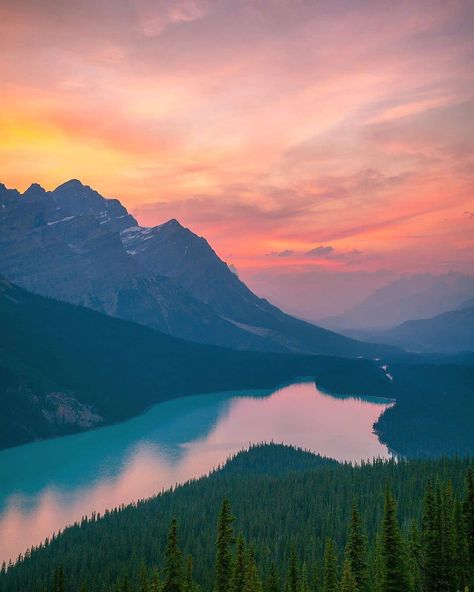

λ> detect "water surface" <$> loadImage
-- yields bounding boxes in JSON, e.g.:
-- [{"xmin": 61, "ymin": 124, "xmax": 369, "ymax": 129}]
[{"xmin": 0, "ymin": 381, "xmax": 392, "ymax": 562}]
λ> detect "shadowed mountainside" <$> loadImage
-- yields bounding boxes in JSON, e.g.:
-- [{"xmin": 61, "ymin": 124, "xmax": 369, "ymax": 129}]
[
  {"xmin": 0, "ymin": 276, "xmax": 393, "ymax": 450},
  {"xmin": 0, "ymin": 180, "xmax": 399, "ymax": 359}
]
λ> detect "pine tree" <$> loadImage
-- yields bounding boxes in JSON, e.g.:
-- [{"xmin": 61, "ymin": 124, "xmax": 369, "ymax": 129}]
[
  {"xmin": 311, "ymin": 561, "xmax": 322, "ymax": 592},
  {"xmin": 422, "ymin": 481, "xmax": 440, "ymax": 592},
  {"xmin": 345, "ymin": 502, "xmax": 367, "ymax": 592},
  {"xmin": 214, "ymin": 499, "xmax": 235, "ymax": 592},
  {"xmin": 243, "ymin": 547, "xmax": 262, "ymax": 592},
  {"xmin": 149, "ymin": 568, "xmax": 162, "ymax": 592},
  {"xmin": 140, "ymin": 562, "xmax": 149, "ymax": 592},
  {"xmin": 464, "ymin": 468, "xmax": 474, "ymax": 585},
  {"xmin": 408, "ymin": 520, "xmax": 422, "ymax": 592},
  {"xmin": 379, "ymin": 488, "xmax": 409, "ymax": 592},
  {"xmin": 122, "ymin": 575, "xmax": 131, "ymax": 592},
  {"xmin": 300, "ymin": 562, "xmax": 310, "ymax": 592},
  {"xmin": 51, "ymin": 566, "xmax": 65, "ymax": 592},
  {"xmin": 163, "ymin": 519, "xmax": 183, "ymax": 592},
  {"xmin": 232, "ymin": 537, "xmax": 247, "ymax": 592},
  {"xmin": 322, "ymin": 539, "xmax": 338, "ymax": 592},
  {"xmin": 340, "ymin": 558, "xmax": 357, "ymax": 592},
  {"xmin": 373, "ymin": 530, "xmax": 384, "ymax": 592},
  {"xmin": 266, "ymin": 562, "xmax": 280, "ymax": 592},
  {"xmin": 454, "ymin": 498, "xmax": 469, "ymax": 591},
  {"xmin": 288, "ymin": 546, "xmax": 299, "ymax": 592},
  {"xmin": 184, "ymin": 556, "xmax": 197, "ymax": 592},
  {"xmin": 439, "ymin": 482, "xmax": 456, "ymax": 592}
]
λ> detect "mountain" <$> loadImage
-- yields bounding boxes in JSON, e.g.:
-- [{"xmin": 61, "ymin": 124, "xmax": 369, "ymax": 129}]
[
  {"xmin": 0, "ymin": 180, "xmax": 398, "ymax": 358},
  {"xmin": 459, "ymin": 295, "xmax": 474, "ymax": 309},
  {"xmin": 355, "ymin": 306, "xmax": 474, "ymax": 353},
  {"xmin": 320, "ymin": 272, "xmax": 474, "ymax": 331},
  {"xmin": 0, "ymin": 276, "xmax": 394, "ymax": 449}
]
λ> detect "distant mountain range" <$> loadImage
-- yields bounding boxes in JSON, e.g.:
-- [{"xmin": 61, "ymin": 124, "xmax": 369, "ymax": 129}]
[
  {"xmin": 0, "ymin": 179, "xmax": 397, "ymax": 358},
  {"xmin": 321, "ymin": 272, "xmax": 474, "ymax": 331},
  {"xmin": 345, "ymin": 302, "xmax": 474, "ymax": 354},
  {"xmin": 0, "ymin": 276, "xmax": 393, "ymax": 449}
]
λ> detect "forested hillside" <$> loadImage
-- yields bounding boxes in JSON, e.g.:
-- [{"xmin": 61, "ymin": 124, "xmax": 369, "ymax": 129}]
[
  {"xmin": 374, "ymin": 359, "xmax": 474, "ymax": 456},
  {"xmin": 2, "ymin": 444, "xmax": 473, "ymax": 592},
  {"xmin": 0, "ymin": 277, "xmax": 392, "ymax": 450}
]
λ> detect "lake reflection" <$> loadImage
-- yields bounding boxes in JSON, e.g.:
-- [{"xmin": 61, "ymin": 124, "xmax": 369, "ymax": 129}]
[{"xmin": 0, "ymin": 381, "xmax": 392, "ymax": 563}]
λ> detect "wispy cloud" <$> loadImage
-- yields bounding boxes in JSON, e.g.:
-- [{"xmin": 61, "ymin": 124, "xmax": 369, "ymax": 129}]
[{"xmin": 1, "ymin": 0, "xmax": 473, "ymax": 311}]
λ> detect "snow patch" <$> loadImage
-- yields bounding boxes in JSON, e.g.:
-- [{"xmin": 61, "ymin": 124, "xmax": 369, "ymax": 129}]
[
  {"xmin": 223, "ymin": 318, "xmax": 270, "ymax": 337},
  {"xmin": 47, "ymin": 216, "xmax": 76, "ymax": 226},
  {"xmin": 380, "ymin": 364, "xmax": 393, "ymax": 381}
]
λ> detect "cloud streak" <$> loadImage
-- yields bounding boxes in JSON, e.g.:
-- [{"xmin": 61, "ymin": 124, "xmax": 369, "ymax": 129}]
[{"xmin": 1, "ymin": 0, "xmax": 473, "ymax": 315}]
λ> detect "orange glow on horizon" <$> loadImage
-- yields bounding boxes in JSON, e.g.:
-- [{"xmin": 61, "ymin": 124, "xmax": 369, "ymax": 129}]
[{"xmin": 0, "ymin": 0, "xmax": 473, "ymax": 281}]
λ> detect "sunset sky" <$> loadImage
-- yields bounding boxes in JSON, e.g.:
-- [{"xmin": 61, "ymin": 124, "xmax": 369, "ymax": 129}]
[{"xmin": 1, "ymin": 0, "xmax": 473, "ymax": 317}]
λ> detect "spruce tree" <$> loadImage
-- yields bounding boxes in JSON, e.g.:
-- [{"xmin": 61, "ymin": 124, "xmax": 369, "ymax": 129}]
[
  {"xmin": 288, "ymin": 546, "xmax": 299, "ymax": 592},
  {"xmin": 232, "ymin": 537, "xmax": 246, "ymax": 592},
  {"xmin": 52, "ymin": 566, "xmax": 65, "ymax": 592},
  {"xmin": 422, "ymin": 481, "xmax": 439, "ymax": 592},
  {"xmin": 464, "ymin": 468, "xmax": 474, "ymax": 585},
  {"xmin": 379, "ymin": 488, "xmax": 409, "ymax": 592},
  {"xmin": 345, "ymin": 502, "xmax": 368, "ymax": 592},
  {"xmin": 311, "ymin": 561, "xmax": 322, "ymax": 592},
  {"xmin": 439, "ymin": 482, "xmax": 456, "ymax": 591},
  {"xmin": 454, "ymin": 498, "xmax": 469, "ymax": 590},
  {"xmin": 322, "ymin": 538, "xmax": 338, "ymax": 592},
  {"xmin": 340, "ymin": 558, "xmax": 357, "ymax": 592},
  {"xmin": 243, "ymin": 547, "xmax": 262, "ymax": 592},
  {"xmin": 140, "ymin": 563, "xmax": 149, "ymax": 592},
  {"xmin": 214, "ymin": 499, "xmax": 235, "ymax": 592},
  {"xmin": 163, "ymin": 519, "xmax": 183, "ymax": 592},
  {"xmin": 266, "ymin": 562, "xmax": 280, "ymax": 592},
  {"xmin": 122, "ymin": 575, "xmax": 131, "ymax": 592},
  {"xmin": 184, "ymin": 556, "xmax": 196, "ymax": 592},
  {"xmin": 408, "ymin": 520, "xmax": 422, "ymax": 592},
  {"xmin": 373, "ymin": 530, "xmax": 384, "ymax": 592},
  {"xmin": 149, "ymin": 569, "xmax": 162, "ymax": 592},
  {"xmin": 300, "ymin": 562, "xmax": 310, "ymax": 592}
]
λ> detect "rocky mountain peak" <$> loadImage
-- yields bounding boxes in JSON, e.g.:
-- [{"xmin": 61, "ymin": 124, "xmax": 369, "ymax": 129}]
[
  {"xmin": 54, "ymin": 179, "xmax": 85, "ymax": 192},
  {"xmin": 23, "ymin": 183, "xmax": 47, "ymax": 201},
  {"xmin": 0, "ymin": 182, "xmax": 21, "ymax": 205}
]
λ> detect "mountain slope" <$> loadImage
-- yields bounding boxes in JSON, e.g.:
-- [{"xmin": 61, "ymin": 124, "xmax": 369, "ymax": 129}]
[
  {"xmin": 0, "ymin": 277, "xmax": 394, "ymax": 449},
  {"xmin": 321, "ymin": 272, "xmax": 474, "ymax": 331},
  {"xmin": 459, "ymin": 295, "xmax": 474, "ymax": 309},
  {"xmin": 368, "ymin": 306, "xmax": 474, "ymax": 353},
  {"xmin": 0, "ymin": 180, "xmax": 399, "ymax": 358}
]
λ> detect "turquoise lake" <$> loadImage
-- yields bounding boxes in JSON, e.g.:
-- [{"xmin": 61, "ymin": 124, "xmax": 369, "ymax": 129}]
[{"xmin": 0, "ymin": 381, "xmax": 393, "ymax": 563}]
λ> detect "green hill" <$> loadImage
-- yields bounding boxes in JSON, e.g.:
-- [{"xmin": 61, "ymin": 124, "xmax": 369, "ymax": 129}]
[{"xmin": 1, "ymin": 444, "xmax": 472, "ymax": 592}]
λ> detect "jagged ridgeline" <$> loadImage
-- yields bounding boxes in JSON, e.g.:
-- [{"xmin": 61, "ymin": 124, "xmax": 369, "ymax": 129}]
[
  {"xmin": 2, "ymin": 444, "xmax": 473, "ymax": 592},
  {"xmin": 0, "ymin": 179, "xmax": 400, "ymax": 359}
]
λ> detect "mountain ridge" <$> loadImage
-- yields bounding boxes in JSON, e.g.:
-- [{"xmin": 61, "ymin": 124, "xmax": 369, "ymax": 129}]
[
  {"xmin": 0, "ymin": 179, "xmax": 400, "ymax": 358},
  {"xmin": 346, "ymin": 305, "xmax": 474, "ymax": 353},
  {"xmin": 320, "ymin": 271, "xmax": 474, "ymax": 331}
]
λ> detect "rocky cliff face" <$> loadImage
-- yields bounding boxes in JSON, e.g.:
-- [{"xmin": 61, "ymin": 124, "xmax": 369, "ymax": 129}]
[{"xmin": 0, "ymin": 180, "xmax": 397, "ymax": 358}]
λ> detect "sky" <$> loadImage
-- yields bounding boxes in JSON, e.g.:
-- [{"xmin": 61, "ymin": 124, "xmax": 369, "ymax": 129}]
[{"xmin": 1, "ymin": 0, "xmax": 473, "ymax": 318}]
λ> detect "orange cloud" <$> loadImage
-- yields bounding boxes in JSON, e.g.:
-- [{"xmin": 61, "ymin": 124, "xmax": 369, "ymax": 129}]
[{"xmin": 0, "ymin": 0, "xmax": 473, "ymax": 290}]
